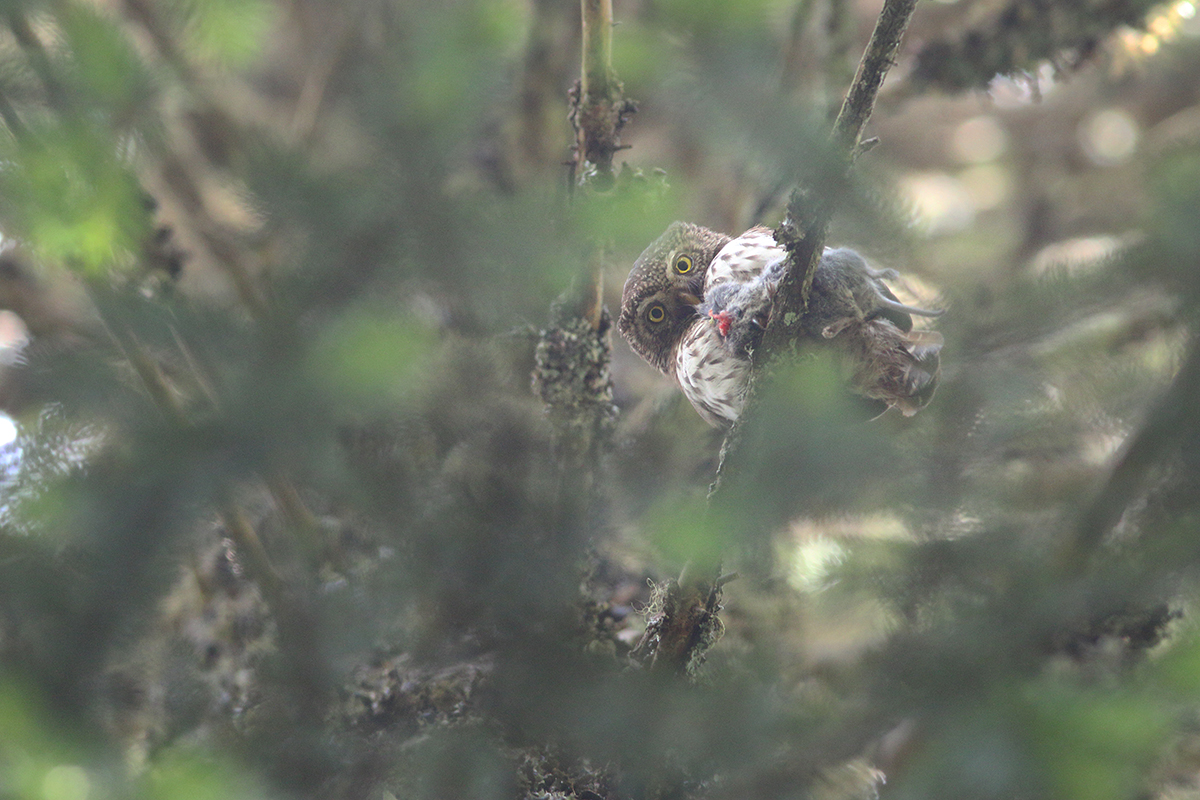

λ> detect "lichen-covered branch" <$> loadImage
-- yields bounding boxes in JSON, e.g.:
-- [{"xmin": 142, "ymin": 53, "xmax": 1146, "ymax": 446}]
[
  {"xmin": 1058, "ymin": 333, "xmax": 1200, "ymax": 572},
  {"xmin": 711, "ymin": 0, "xmax": 918, "ymax": 493},
  {"xmin": 762, "ymin": 0, "xmax": 919, "ymax": 358},
  {"xmin": 829, "ymin": 0, "xmax": 919, "ymax": 156},
  {"xmin": 531, "ymin": 1, "xmax": 627, "ymax": 491},
  {"xmin": 630, "ymin": 567, "xmax": 730, "ymax": 678},
  {"xmin": 531, "ymin": 299, "xmax": 618, "ymax": 489},
  {"xmin": 910, "ymin": 0, "xmax": 1161, "ymax": 92},
  {"xmin": 568, "ymin": 0, "xmax": 637, "ymax": 190}
]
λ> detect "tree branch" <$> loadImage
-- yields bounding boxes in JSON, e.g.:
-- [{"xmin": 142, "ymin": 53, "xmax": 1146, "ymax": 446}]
[
  {"xmin": 1057, "ymin": 334, "xmax": 1200, "ymax": 573},
  {"xmin": 830, "ymin": 0, "xmax": 917, "ymax": 155},
  {"xmin": 581, "ymin": 0, "xmax": 615, "ymax": 104},
  {"xmin": 531, "ymin": 0, "xmax": 627, "ymax": 486},
  {"xmin": 711, "ymin": 0, "xmax": 918, "ymax": 494},
  {"xmin": 761, "ymin": 0, "xmax": 919, "ymax": 358},
  {"xmin": 569, "ymin": 0, "xmax": 636, "ymax": 191}
]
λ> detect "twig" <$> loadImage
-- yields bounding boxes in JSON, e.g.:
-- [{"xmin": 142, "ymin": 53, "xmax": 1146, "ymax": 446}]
[
  {"xmin": 829, "ymin": 0, "xmax": 917, "ymax": 155},
  {"xmin": 531, "ymin": 1, "xmax": 626, "ymax": 502},
  {"xmin": 763, "ymin": 0, "xmax": 918, "ymax": 356},
  {"xmin": 102, "ymin": 320, "xmax": 282, "ymax": 581},
  {"xmin": 6, "ymin": 10, "xmax": 67, "ymax": 109},
  {"xmin": 569, "ymin": 0, "xmax": 636, "ymax": 190},
  {"xmin": 0, "ymin": 88, "xmax": 29, "ymax": 141},
  {"xmin": 104, "ymin": 311, "xmax": 329, "ymax": 721},
  {"xmin": 567, "ymin": 0, "xmax": 623, "ymax": 344},
  {"xmin": 1057, "ymin": 336, "xmax": 1200, "ymax": 572},
  {"xmin": 581, "ymin": 0, "xmax": 615, "ymax": 106},
  {"xmin": 290, "ymin": 6, "xmax": 360, "ymax": 143},
  {"xmin": 119, "ymin": 0, "xmax": 198, "ymax": 85},
  {"xmin": 217, "ymin": 500, "xmax": 285, "ymax": 604},
  {"xmin": 581, "ymin": 244, "xmax": 606, "ymax": 330},
  {"xmin": 715, "ymin": 0, "xmax": 919, "ymax": 491},
  {"xmin": 630, "ymin": 564, "xmax": 727, "ymax": 677},
  {"xmin": 149, "ymin": 150, "xmax": 270, "ymax": 319}
]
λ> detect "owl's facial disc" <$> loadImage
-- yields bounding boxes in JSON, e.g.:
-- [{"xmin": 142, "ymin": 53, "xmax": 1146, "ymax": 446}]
[
  {"xmin": 618, "ymin": 222, "xmax": 734, "ymax": 377},
  {"xmin": 627, "ymin": 291, "xmax": 698, "ymax": 374}
]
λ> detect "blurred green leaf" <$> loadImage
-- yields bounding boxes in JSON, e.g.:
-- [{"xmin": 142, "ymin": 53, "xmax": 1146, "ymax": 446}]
[
  {"xmin": 0, "ymin": 677, "xmax": 92, "ymax": 800},
  {"xmin": 57, "ymin": 4, "xmax": 158, "ymax": 119},
  {"xmin": 169, "ymin": 0, "xmax": 274, "ymax": 67},
  {"xmin": 718, "ymin": 354, "xmax": 901, "ymax": 529},
  {"xmin": 1152, "ymin": 626, "xmax": 1200, "ymax": 694},
  {"xmin": 1026, "ymin": 679, "xmax": 1170, "ymax": 800},
  {"xmin": 147, "ymin": 749, "xmax": 268, "ymax": 800},
  {"xmin": 609, "ymin": 25, "xmax": 660, "ymax": 89},
  {"xmin": 407, "ymin": 3, "xmax": 528, "ymax": 124},
  {"xmin": 1145, "ymin": 149, "xmax": 1200, "ymax": 279},
  {"xmin": 0, "ymin": 123, "xmax": 148, "ymax": 273},
  {"xmin": 308, "ymin": 311, "xmax": 437, "ymax": 414},
  {"xmin": 643, "ymin": 491, "xmax": 732, "ymax": 569}
]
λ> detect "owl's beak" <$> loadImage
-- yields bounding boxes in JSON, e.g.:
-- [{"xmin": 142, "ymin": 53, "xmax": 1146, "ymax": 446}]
[{"xmin": 680, "ymin": 292, "xmax": 701, "ymax": 307}]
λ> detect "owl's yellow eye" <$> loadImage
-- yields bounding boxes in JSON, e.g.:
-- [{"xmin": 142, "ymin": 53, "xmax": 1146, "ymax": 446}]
[
  {"xmin": 674, "ymin": 255, "xmax": 694, "ymax": 274},
  {"xmin": 647, "ymin": 304, "xmax": 666, "ymax": 323}
]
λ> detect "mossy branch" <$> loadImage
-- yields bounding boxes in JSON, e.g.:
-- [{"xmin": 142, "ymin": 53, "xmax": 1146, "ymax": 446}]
[
  {"xmin": 532, "ymin": 0, "xmax": 628, "ymax": 483},
  {"xmin": 710, "ymin": 0, "xmax": 918, "ymax": 494},
  {"xmin": 630, "ymin": 566, "xmax": 731, "ymax": 678},
  {"xmin": 1057, "ymin": 334, "xmax": 1200, "ymax": 573},
  {"xmin": 763, "ymin": 0, "xmax": 918, "ymax": 357},
  {"xmin": 569, "ymin": 0, "xmax": 636, "ymax": 191}
]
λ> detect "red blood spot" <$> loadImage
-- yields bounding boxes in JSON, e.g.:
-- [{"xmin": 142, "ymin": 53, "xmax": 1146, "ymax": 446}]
[{"xmin": 710, "ymin": 310, "xmax": 733, "ymax": 337}]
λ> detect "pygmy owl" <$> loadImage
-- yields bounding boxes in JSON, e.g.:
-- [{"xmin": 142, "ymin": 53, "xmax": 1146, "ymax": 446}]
[
  {"xmin": 618, "ymin": 223, "xmax": 943, "ymax": 427},
  {"xmin": 618, "ymin": 222, "xmax": 739, "ymax": 425}
]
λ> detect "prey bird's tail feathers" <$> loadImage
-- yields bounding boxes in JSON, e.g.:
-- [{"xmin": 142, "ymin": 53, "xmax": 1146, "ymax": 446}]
[{"xmin": 835, "ymin": 323, "xmax": 943, "ymax": 417}]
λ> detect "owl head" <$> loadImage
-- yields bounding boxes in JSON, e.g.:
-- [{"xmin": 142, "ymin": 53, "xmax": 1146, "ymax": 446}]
[{"xmin": 618, "ymin": 222, "xmax": 730, "ymax": 375}]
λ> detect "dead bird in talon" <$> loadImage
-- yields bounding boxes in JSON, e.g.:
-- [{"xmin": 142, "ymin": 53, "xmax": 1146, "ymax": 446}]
[{"xmin": 619, "ymin": 223, "xmax": 945, "ymax": 426}]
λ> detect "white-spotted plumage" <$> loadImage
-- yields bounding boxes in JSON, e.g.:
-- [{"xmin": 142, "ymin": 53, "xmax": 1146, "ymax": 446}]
[
  {"xmin": 668, "ymin": 226, "xmax": 780, "ymax": 426},
  {"xmin": 673, "ymin": 319, "xmax": 751, "ymax": 427},
  {"xmin": 703, "ymin": 226, "xmax": 781, "ymax": 294}
]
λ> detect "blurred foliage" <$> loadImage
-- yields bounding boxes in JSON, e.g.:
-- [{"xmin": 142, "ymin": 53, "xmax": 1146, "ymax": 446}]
[
  {"xmin": 0, "ymin": 0, "xmax": 1197, "ymax": 799},
  {"xmin": 911, "ymin": 0, "xmax": 1164, "ymax": 91}
]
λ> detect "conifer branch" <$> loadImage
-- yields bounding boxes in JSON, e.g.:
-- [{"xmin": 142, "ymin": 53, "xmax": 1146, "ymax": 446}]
[
  {"xmin": 1060, "ymin": 335, "xmax": 1200, "ymax": 571},
  {"xmin": 569, "ymin": 0, "xmax": 636, "ymax": 191},
  {"xmin": 714, "ymin": 0, "xmax": 918, "ymax": 493},
  {"xmin": 763, "ymin": 0, "xmax": 918, "ymax": 357}
]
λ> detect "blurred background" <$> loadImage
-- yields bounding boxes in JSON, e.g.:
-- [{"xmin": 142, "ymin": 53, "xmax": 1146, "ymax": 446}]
[{"xmin": 1, "ymin": 0, "xmax": 1200, "ymax": 799}]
